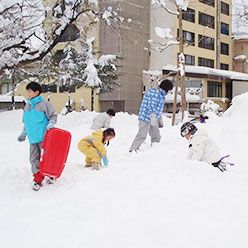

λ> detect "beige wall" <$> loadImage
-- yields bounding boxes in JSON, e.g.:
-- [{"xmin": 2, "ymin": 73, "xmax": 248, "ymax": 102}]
[{"xmin": 16, "ymin": 82, "xmax": 99, "ymax": 113}]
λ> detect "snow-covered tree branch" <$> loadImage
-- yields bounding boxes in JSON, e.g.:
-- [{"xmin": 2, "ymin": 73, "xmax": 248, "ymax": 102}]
[{"xmin": 0, "ymin": 0, "xmax": 125, "ymax": 74}]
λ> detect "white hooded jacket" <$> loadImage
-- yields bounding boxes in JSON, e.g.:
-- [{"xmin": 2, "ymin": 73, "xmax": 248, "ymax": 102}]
[
  {"xmin": 188, "ymin": 128, "xmax": 221, "ymax": 164},
  {"xmin": 90, "ymin": 112, "xmax": 111, "ymax": 130}
]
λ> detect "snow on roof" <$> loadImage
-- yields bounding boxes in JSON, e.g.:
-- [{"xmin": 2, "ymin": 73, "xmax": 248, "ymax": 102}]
[
  {"xmin": 162, "ymin": 65, "xmax": 248, "ymax": 81},
  {"xmin": 0, "ymin": 95, "xmax": 26, "ymax": 102},
  {"xmin": 234, "ymin": 55, "xmax": 247, "ymax": 61},
  {"xmin": 143, "ymin": 70, "xmax": 162, "ymax": 76},
  {"xmin": 233, "ymin": 33, "xmax": 248, "ymax": 40}
]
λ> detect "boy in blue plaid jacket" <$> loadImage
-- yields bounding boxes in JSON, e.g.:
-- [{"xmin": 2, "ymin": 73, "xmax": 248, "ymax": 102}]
[{"xmin": 129, "ymin": 79, "xmax": 173, "ymax": 152}]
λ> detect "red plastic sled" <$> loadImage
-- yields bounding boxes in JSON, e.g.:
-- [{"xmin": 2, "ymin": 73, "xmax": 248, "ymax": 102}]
[{"xmin": 40, "ymin": 128, "xmax": 71, "ymax": 178}]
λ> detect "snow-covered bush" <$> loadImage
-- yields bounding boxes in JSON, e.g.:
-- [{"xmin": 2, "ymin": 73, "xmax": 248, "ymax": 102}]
[{"xmin": 201, "ymin": 99, "xmax": 222, "ymax": 115}]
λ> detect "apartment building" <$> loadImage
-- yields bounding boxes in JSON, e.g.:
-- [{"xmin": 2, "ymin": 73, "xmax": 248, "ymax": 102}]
[{"xmin": 149, "ymin": 0, "xmax": 240, "ymax": 110}]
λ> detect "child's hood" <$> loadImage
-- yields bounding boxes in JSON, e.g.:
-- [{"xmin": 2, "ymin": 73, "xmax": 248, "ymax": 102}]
[{"xmin": 91, "ymin": 129, "xmax": 104, "ymax": 139}]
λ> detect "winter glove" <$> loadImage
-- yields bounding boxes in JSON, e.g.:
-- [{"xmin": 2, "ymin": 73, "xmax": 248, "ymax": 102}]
[
  {"xmin": 150, "ymin": 113, "xmax": 158, "ymax": 127},
  {"xmin": 102, "ymin": 156, "xmax": 109, "ymax": 167},
  {"xmin": 17, "ymin": 129, "xmax": 26, "ymax": 142},
  {"xmin": 47, "ymin": 120, "xmax": 56, "ymax": 130}
]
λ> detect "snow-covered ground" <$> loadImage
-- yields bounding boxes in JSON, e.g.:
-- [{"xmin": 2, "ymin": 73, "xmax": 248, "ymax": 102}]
[{"xmin": 1, "ymin": 93, "xmax": 248, "ymax": 248}]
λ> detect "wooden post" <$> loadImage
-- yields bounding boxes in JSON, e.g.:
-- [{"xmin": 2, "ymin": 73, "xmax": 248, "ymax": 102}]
[
  {"xmin": 172, "ymin": 72, "xmax": 179, "ymax": 125},
  {"xmin": 91, "ymin": 88, "xmax": 94, "ymax": 111},
  {"xmin": 11, "ymin": 77, "xmax": 15, "ymax": 110}
]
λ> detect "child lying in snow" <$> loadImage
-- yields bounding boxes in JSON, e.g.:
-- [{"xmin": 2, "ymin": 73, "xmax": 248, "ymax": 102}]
[
  {"xmin": 180, "ymin": 122, "xmax": 233, "ymax": 172},
  {"xmin": 78, "ymin": 128, "xmax": 115, "ymax": 170}
]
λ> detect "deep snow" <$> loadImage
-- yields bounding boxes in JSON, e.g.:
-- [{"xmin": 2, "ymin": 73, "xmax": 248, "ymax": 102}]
[{"xmin": 1, "ymin": 94, "xmax": 248, "ymax": 248}]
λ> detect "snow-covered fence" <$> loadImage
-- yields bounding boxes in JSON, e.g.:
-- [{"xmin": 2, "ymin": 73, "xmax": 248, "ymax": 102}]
[{"xmin": 0, "ymin": 96, "xmax": 26, "ymax": 111}]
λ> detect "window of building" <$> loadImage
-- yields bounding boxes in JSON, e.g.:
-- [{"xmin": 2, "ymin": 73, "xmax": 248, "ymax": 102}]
[
  {"xmin": 198, "ymin": 57, "xmax": 214, "ymax": 68},
  {"xmin": 199, "ymin": 12, "xmax": 215, "ymax": 28},
  {"xmin": 185, "ymin": 54, "xmax": 195, "ymax": 65},
  {"xmin": 1, "ymin": 83, "xmax": 10, "ymax": 94},
  {"xmin": 198, "ymin": 35, "xmax": 215, "ymax": 50},
  {"xmin": 177, "ymin": 30, "xmax": 195, "ymax": 45},
  {"xmin": 41, "ymin": 84, "xmax": 57, "ymax": 93},
  {"xmin": 207, "ymin": 81, "xmax": 222, "ymax": 97},
  {"xmin": 59, "ymin": 84, "xmax": 76, "ymax": 93},
  {"xmin": 220, "ymin": 63, "xmax": 229, "ymax": 70},
  {"xmin": 221, "ymin": 22, "xmax": 229, "ymax": 35},
  {"xmin": 221, "ymin": 42, "xmax": 229, "ymax": 55},
  {"xmin": 54, "ymin": 50, "xmax": 67, "ymax": 64},
  {"xmin": 199, "ymin": 0, "xmax": 215, "ymax": 7},
  {"xmin": 182, "ymin": 8, "xmax": 195, "ymax": 23},
  {"xmin": 58, "ymin": 24, "xmax": 80, "ymax": 42},
  {"xmin": 221, "ymin": 2, "xmax": 229, "ymax": 15}
]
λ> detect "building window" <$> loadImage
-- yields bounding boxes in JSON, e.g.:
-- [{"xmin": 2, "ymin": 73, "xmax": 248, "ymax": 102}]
[
  {"xmin": 221, "ymin": 42, "xmax": 229, "ymax": 55},
  {"xmin": 185, "ymin": 54, "xmax": 195, "ymax": 65},
  {"xmin": 199, "ymin": 12, "xmax": 215, "ymax": 28},
  {"xmin": 198, "ymin": 35, "xmax": 215, "ymax": 50},
  {"xmin": 221, "ymin": 22, "xmax": 229, "ymax": 35},
  {"xmin": 198, "ymin": 57, "xmax": 214, "ymax": 68},
  {"xmin": 54, "ymin": 50, "xmax": 66, "ymax": 64},
  {"xmin": 59, "ymin": 84, "xmax": 76, "ymax": 93},
  {"xmin": 199, "ymin": 0, "xmax": 215, "ymax": 7},
  {"xmin": 41, "ymin": 84, "xmax": 57, "ymax": 93},
  {"xmin": 220, "ymin": 63, "xmax": 229, "ymax": 70},
  {"xmin": 177, "ymin": 30, "xmax": 195, "ymax": 45},
  {"xmin": 182, "ymin": 8, "xmax": 195, "ymax": 23},
  {"xmin": 207, "ymin": 81, "xmax": 222, "ymax": 97},
  {"xmin": 58, "ymin": 24, "xmax": 80, "ymax": 42},
  {"xmin": 221, "ymin": 2, "xmax": 229, "ymax": 15}
]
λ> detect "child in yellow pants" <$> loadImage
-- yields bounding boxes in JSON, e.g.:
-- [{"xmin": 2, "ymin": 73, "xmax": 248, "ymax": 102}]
[{"xmin": 78, "ymin": 128, "xmax": 115, "ymax": 170}]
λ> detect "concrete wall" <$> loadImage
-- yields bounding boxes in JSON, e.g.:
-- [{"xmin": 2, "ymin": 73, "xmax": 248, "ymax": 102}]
[
  {"xmin": 233, "ymin": 80, "xmax": 248, "ymax": 97},
  {"xmin": 149, "ymin": 0, "xmax": 176, "ymax": 69},
  {"xmin": 98, "ymin": 0, "xmax": 150, "ymax": 114},
  {"xmin": 233, "ymin": 40, "xmax": 248, "ymax": 73}
]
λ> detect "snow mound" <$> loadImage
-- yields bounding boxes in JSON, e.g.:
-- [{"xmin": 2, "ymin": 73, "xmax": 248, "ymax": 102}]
[
  {"xmin": 1, "ymin": 107, "xmax": 248, "ymax": 247},
  {"xmin": 224, "ymin": 92, "xmax": 248, "ymax": 119}
]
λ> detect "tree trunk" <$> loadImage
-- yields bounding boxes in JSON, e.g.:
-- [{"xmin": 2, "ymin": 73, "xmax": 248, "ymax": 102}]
[{"xmin": 178, "ymin": 7, "xmax": 186, "ymax": 121}]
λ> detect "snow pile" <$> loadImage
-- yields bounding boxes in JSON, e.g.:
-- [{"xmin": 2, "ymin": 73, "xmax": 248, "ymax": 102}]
[
  {"xmin": 1, "ymin": 97, "xmax": 248, "ymax": 247},
  {"xmin": 201, "ymin": 99, "xmax": 222, "ymax": 114},
  {"xmin": 166, "ymin": 87, "xmax": 201, "ymax": 102}
]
